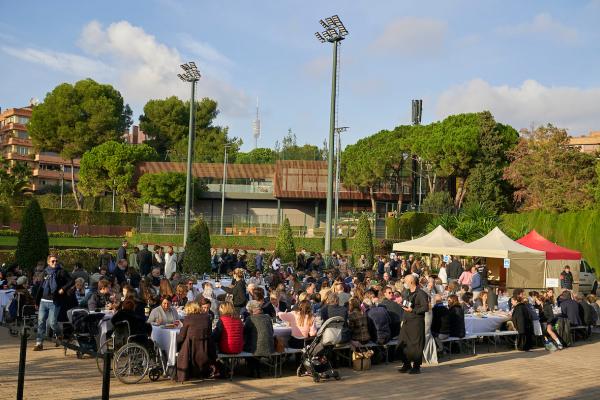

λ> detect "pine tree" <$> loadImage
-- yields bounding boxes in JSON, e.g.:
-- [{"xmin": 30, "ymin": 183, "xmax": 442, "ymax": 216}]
[
  {"xmin": 15, "ymin": 199, "xmax": 49, "ymax": 271},
  {"xmin": 274, "ymin": 218, "xmax": 296, "ymax": 264},
  {"xmin": 183, "ymin": 219, "xmax": 211, "ymax": 274},
  {"xmin": 353, "ymin": 213, "xmax": 374, "ymax": 268}
]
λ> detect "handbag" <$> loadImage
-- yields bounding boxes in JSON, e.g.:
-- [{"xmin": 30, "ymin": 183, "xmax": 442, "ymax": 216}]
[{"xmin": 351, "ymin": 348, "xmax": 374, "ymax": 371}]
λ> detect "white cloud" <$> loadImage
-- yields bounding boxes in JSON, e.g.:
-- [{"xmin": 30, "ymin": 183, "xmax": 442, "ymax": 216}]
[
  {"xmin": 1, "ymin": 45, "xmax": 112, "ymax": 78},
  {"xmin": 370, "ymin": 17, "xmax": 447, "ymax": 56},
  {"xmin": 180, "ymin": 34, "xmax": 233, "ymax": 67},
  {"xmin": 497, "ymin": 13, "xmax": 580, "ymax": 45},
  {"xmin": 436, "ymin": 78, "xmax": 600, "ymax": 134}
]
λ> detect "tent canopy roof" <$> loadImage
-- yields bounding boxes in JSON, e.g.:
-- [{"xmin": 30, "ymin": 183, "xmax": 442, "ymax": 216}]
[
  {"xmin": 449, "ymin": 227, "xmax": 545, "ymax": 259},
  {"xmin": 392, "ymin": 225, "xmax": 466, "ymax": 254},
  {"xmin": 516, "ymin": 230, "xmax": 581, "ymax": 260}
]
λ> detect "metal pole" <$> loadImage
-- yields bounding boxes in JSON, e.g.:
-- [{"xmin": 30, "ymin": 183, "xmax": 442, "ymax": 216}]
[
  {"xmin": 16, "ymin": 328, "xmax": 29, "ymax": 400},
  {"xmin": 324, "ymin": 39, "xmax": 338, "ymax": 259},
  {"xmin": 101, "ymin": 351, "xmax": 112, "ymax": 400},
  {"xmin": 334, "ymin": 129, "xmax": 341, "ymax": 237},
  {"xmin": 183, "ymin": 80, "xmax": 196, "ymax": 247},
  {"xmin": 220, "ymin": 146, "xmax": 228, "ymax": 235},
  {"xmin": 418, "ymin": 159, "xmax": 423, "ymax": 210},
  {"xmin": 60, "ymin": 165, "xmax": 64, "ymax": 209},
  {"xmin": 111, "ymin": 178, "xmax": 115, "ymax": 212}
]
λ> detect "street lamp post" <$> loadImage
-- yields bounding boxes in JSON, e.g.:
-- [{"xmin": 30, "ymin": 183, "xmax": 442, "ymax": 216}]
[
  {"xmin": 315, "ymin": 15, "xmax": 348, "ymax": 260},
  {"xmin": 334, "ymin": 126, "xmax": 349, "ymax": 237},
  {"xmin": 178, "ymin": 62, "xmax": 201, "ymax": 247},
  {"xmin": 60, "ymin": 165, "xmax": 64, "ymax": 209},
  {"xmin": 220, "ymin": 145, "xmax": 230, "ymax": 236}
]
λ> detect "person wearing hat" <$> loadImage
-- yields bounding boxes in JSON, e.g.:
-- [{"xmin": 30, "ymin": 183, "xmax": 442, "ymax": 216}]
[{"xmin": 560, "ymin": 265, "xmax": 574, "ymax": 290}]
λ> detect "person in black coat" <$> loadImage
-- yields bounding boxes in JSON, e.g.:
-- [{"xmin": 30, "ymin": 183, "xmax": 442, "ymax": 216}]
[
  {"xmin": 431, "ymin": 295, "xmax": 450, "ymax": 338},
  {"xmin": 220, "ymin": 268, "xmax": 247, "ymax": 313},
  {"xmin": 559, "ymin": 291, "xmax": 582, "ymax": 326},
  {"xmin": 111, "ymin": 298, "xmax": 151, "ymax": 339},
  {"xmin": 447, "ymin": 295, "xmax": 466, "ymax": 338},
  {"xmin": 398, "ymin": 275, "xmax": 430, "ymax": 374},
  {"xmin": 137, "ymin": 245, "xmax": 153, "ymax": 277},
  {"xmin": 511, "ymin": 296, "xmax": 534, "ymax": 351},
  {"xmin": 559, "ymin": 266, "xmax": 574, "ymax": 290},
  {"xmin": 380, "ymin": 287, "xmax": 403, "ymax": 338},
  {"xmin": 446, "ymin": 257, "xmax": 463, "ymax": 282}
]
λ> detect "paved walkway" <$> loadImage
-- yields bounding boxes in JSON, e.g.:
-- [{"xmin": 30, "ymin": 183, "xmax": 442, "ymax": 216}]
[{"xmin": 1, "ymin": 328, "xmax": 599, "ymax": 400}]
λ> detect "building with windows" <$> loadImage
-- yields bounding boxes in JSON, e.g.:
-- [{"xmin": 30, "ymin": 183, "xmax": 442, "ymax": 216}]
[
  {"xmin": 568, "ymin": 131, "xmax": 600, "ymax": 154},
  {"xmin": 136, "ymin": 160, "xmax": 420, "ymax": 232}
]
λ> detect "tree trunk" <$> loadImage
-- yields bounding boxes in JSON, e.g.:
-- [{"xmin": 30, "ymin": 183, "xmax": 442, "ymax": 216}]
[
  {"xmin": 70, "ymin": 159, "xmax": 82, "ymax": 210},
  {"xmin": 454, "ymin": 176, "xmax": 468, "ymax": 209},
  {"xmin": 369, "ymin": 186, "xmax": 376, "ymax": 214},
  {"xmin": 122, "ymin": 197, "xmax": 128, "ymax": 213},
  {"xmin": 397, "ymin": 159, "xmax": 404, "ymax": 212}
]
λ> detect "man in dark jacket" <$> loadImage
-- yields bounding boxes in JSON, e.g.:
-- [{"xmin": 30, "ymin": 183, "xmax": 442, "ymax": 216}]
[
  {"xmin": 431, "ymin": 295, "xmax": 450, "ymax": 338},
  {"xmin": 117, "ymin": 240, "xmax": 128, "ymax": 264},
  {"xmin": 447, "ymin": 257, "xmax": 462, "ymax": 283},
  {"xmin": 560, "ymin": 266, "xmax": 574, "ymax": 290},
  {"xmin": 511, "ymin": 296, "xmax": 534, "ymax": 351},
  {"xmin": 365, "ymin": 299, "xmax": 391, "ymax": 345},
  {"xmin": 254, "ymin": 248, "xmax": 265, "ymax": 273},
  {"xmin": 137, "ymin": 244, "xmax": 153, "ymax": 276},
  {"xmin": 560, "ymin": 290, "xmax": 582, "ymax": 326},
  {"xmin": 398, "ymin": 274, "xmax": 429, "ymax": 374},
  {"xmin": 34, "ymin": 254, "xmax": 73, "ymax": 351},
  {"xmin": 380, "ymin": 286, "xmax": 403, "ymax": 338}
]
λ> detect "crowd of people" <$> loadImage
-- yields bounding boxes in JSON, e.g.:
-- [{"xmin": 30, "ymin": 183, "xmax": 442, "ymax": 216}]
[{"xmin": 2, "ymin": 244, "xmax": 599, "ymax": 380}]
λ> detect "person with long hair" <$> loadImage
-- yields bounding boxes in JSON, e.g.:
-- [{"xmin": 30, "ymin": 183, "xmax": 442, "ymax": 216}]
[
  {"xmin": 220, "ymin": 268, "xmax": 247, "ymax": 313},
  {"xmin": 277, "ymin": 299, "xmax": 317, "ymax": 349},
  {"xmin": 536, "ymin": 292, "xmax": 563, "ymax": 349},
  {"xmin": 176, "ymin": 301, "xmax": 217, "ymax": 381},
  {"xmin": 159, "ymin": 278, "xmax": 174, "ymax": 298}
]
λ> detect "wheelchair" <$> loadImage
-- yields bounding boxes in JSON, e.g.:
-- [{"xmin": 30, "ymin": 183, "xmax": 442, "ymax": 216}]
[{"xmin": 100, "ymin": 320, "xmax": 170, "ymax": 384}]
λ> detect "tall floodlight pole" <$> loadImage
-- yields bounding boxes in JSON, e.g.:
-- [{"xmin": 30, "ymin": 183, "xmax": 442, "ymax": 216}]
[
  {"xmin": 411, "ymin": 100, "xmax": 423, "ymax": 210},
  {"xmin": 315, "ymin": 15, "xmax": 348, "ymax": 261},
  {"xmin": 220, "ymin": 145, "xmax": 230, "ymax": 235},
  {"xmin": 334, "ymin": 126, "xmax": 349, "ymax": 238},
  {"xmin": 178, "ymin": 62, "xmax": 201, "ymax": 247}
]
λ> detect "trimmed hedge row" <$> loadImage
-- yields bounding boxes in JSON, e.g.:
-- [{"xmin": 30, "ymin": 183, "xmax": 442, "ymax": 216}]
[
  {"xmin": 0, "ymin": 249, "xmax": 116, "ymax": 272},
  {"xmin": 9, "ymin": 206, "xmax": 138, "ymax": 227},
  {"xmin": 385, "ymin": 212, "xmax": 435, "ymax": 239},
  {"xmin": 502, "ymin": 210, "xmax": 600, "ymax": 272}
]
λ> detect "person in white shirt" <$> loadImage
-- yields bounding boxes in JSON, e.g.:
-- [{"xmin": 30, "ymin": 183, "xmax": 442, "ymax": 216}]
[
  {"xmin": 164, "ymin": 246, "xmax": 177, "ymax": 280},
  {"xmin": 185, "ymin": 278, "xmax": 200, "ymax": 303},
  {"xmin": 438, "ymin": 262, "xmax": 448, "ymax": 285},
  {"xmin": 272, "ymin": 257, "xmax": 281, "ymax": 271}
]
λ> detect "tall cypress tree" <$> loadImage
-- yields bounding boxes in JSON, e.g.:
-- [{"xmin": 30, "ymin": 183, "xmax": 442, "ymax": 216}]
[
  {"xmin": 16, "ymin": 199, "xmax": 49, "ymax": 271},
  {"xmin": 352, "ymin": 213, "xmax": 374, "ymax": 268},
  {"xmin": 183, "ymin": 219, "xmax": 211, "ymax": 274},
  {"xmin": 274, "ymin": 218, "xmax": 296, "ymax": 264}
]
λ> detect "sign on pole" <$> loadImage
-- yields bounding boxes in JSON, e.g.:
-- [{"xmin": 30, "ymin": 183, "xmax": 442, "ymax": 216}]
[{"xmin": 503, "ymin": 258, "xmax": 511, "ymax": 269}]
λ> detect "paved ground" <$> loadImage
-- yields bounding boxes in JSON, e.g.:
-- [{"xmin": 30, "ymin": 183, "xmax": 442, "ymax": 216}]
[{"xmin": 1, "ymin": 328, "xmax": 600, "ymax": 400}]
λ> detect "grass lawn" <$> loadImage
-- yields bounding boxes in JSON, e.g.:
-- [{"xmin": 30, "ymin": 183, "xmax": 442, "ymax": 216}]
[{"xmin": 0, "ymin": 236, "xmax": 123, "ymax": 248}]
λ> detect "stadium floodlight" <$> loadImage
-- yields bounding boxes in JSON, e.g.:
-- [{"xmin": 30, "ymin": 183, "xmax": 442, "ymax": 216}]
[
  {"xmin": 325, "ymin": 17, "xmax": 334, "ymax": 27},
  {"xmin": 315, "ymin": 32, "xmax": 326, "ymax": 43},
  {"xmin": 319, "ymin": 19, "xmax": 329, "ymax": 29}
]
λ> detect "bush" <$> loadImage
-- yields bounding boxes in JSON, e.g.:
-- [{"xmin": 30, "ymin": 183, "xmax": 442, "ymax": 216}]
[
  {"xmin": 0, "ymin": 202, "xmax": 11, "ymax": 226},
  {"xmin": 15, "ymin": 199, "xmax": 49, "ymax": 271},
  {"xmin": 398, "ymin": 212, "xmax": 435, "ymax": 239},
  {"xmin": 274, "ymin": 218, "xmax": 296, "ymax": 263},
  {"xmin": 385, "ymin": 217, "xmax": 400, "ymax": 239},
  {"xmin": 10, "ymin": 207, "xmax": 138, "ymax": 227},
  {"xmin": 183, "ymin": 219, "xmax": 212, "ymax": 274},
  {"xmin": 421, "ymin": 191, "xmax": 454, "ymax": 214},
  {"xmin": 352, "ymin": 214, "xmax": 374, "ymax": 267}
]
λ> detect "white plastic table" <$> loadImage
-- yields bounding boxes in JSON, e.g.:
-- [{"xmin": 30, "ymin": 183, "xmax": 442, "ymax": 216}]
[{"xmin": 464, "ymin": 313, "xmax": 510, "ymax": 335}]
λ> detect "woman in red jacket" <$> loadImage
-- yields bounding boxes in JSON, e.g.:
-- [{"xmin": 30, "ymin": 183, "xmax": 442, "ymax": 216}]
[{"xmin": 212, "ymin": 301, "xmax": 244, "ymax": 354}]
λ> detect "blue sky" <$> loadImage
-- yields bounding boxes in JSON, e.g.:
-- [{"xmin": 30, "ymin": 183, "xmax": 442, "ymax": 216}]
[{"xmin": 1, "ymin": 0, "xmax": 600, "ymax": 151}]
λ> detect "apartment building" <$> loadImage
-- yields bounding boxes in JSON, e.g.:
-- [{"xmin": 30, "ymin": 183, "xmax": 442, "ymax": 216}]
[{"xmin": 568, "ymin": 131, "xmax": 600, "ymax": 154}]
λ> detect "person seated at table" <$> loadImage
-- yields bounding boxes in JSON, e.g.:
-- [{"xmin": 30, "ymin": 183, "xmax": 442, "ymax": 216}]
[
  {"xmin": 269, "ymin": 292, "xmax": 289, "ymax": 314},
  {"xmin": 473, "ymin": 290, "xmax": 489, "ymax": 312},
  {"xmin": 148, "ymin": 295, "xmax": 180, "ymax": 325},
  {"xmin": 278, "ymin": 299, "xmax": 317, "ymax": 349},
  {"xmin": 148, "ymin": 267, "xmax": 162, "ymax": 290},
  {"xmin": 199, "ymin": 282, "xmax": 219, "ymax": 315},
  {"xmin": 176, "ymin": 301, "xmax": 217, "ymax": 382},
  {"xmin": 185, "ymin": 279, "xmax": 200, "ymax": 303},
  {"xmin": 212, "ymin": 301, "xmax": 243, "ymax": 354},
  {"xmin": 8, "ymin": 276, "xmax": 36, "ymax": 320},
  {"xmin": 447, "ymin": 294, "xmax": 465, "ymax": 338},
  {"xmin": 431, "ymin": 294, "xmax": 450, "ymax": 340},
  {"xmin": 511, "ymin": 295, "xmax": 534, "ymax": 351},
  {"xmin": 0, "ymin": 270, "xmax": 8, "ymax": 288},
  {"xmin": 536, "ymin": 293, "xmax": 563, "ymax": 349},
  {"xmin": 68, "ymin": 277, "xmax": 87, "ymax": 308},
  {"xmin": 221, "ymin": 268, "xmax": 247, "ymax": 313},
  {"xmin": 447, "ymin": 281, "xmax": 458, "ymax": 296},
  {"xmin": 461, "ymin": 292, "xmax": 474, "ymax": 313},
  {"xmin": 587, "ymin": 294, "xmax": 600, "ymax": 324},
  {"xmin": 576, "ymin": 293, "xmax": 597, "ymax": 335},
  {"xmin": 140, "ymin": 278, "xmax": 158, "ymax": 307},
  {"xmin": 88, "ymin": 279, "xmax": 113, "ymax": 311},
  {"xmin": 347, "ymin": 297, "xmax": 370, "ymax": 346},
  {"xmin": 252, "ymin": 287, "xmax": 275, "ymax": 319},
  {"xmin": 320, "ymin": 292, "xmax": 348, "ymax": 322},
  {"xmin": 159, "ymin": 278, "xmax": 174, "ymax": 298},
  {"xmin": 559, "ymin": 290, "xmax": 582, "ymax": 327},
  {"xmin": 172, "ymin": 283, "xmax": 188, "ymax": 308},
  {"xmin": 243, "ymin": 300, "xmax": 275, "ymax": 378},
  {"xmin": 199, "ymin": 296, "xmax": 215, "ymax": 325},
  {"xmin": 363, "ymin": 297, "xmax": 391, "ymax": 345},
  {"xmin": 111, "ymin": 298, "xmax": 151, "ymax": 339}
]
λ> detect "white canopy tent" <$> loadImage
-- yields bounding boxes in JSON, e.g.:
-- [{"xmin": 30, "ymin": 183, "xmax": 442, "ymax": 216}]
[
  {"xmin": 450, "ymin": 227, "xmax": 546, "ymax": 289},
  {"xmin": 392, "ymin": 225, "xmax": 466, "ymax": 254}
]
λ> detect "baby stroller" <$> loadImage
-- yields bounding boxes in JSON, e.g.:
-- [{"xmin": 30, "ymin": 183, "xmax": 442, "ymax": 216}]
[
  {"xmin": 63, "ymin": 309, "xmax": 104, "ymax": 358},
  {"xmin": 297, "ymin": 316, "xmax": 345, "ymax": 382}
]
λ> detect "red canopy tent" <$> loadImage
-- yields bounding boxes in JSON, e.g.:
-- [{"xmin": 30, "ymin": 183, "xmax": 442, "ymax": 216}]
[
  {"xmin": 516, "ymin": 230, "xmax": 581, "ymax": 260},
  {"xmin": 517, "ymin": 230, "xmax": 581, "ymax": 290}
]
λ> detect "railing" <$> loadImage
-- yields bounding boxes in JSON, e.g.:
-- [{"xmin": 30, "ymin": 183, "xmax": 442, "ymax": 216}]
[{"xmin": 205, "ymin": 183, "xmax": 273, "ymax": 194}]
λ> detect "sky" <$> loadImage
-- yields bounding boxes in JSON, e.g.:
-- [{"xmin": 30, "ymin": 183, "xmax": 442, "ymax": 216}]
[{"xmin": 1, "ymin": 0, "xmax": 600, "ymax": 151}]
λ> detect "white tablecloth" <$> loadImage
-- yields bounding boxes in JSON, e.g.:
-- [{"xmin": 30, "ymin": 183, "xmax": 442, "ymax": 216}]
[
  {"xmin": 152, "ymin": 323, "xmax": 293, "ymax": 367},
  {"xmin": 465, "ymin": 314, "xmax": 510, "ymax": 335},
  {"xmin": 0, "ymin": 290, "xmax": 16, "ymax": 323}
]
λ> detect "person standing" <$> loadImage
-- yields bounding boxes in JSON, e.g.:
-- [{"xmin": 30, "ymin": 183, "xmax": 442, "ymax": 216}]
[
  {"xmin": 153, "ymin": 247, "xmax": 165, "ymax": 272},
  {"xmin": 446, "ymin": 256, "xmax": 462, "ymax": 284},
  {"xmin": 72, "ymin": 222, "xmax": 79, "ymax": 237},
  {"xmin": 511, "ymin": 294, "xmax": 534, "ymax": 351},
  {"xmin": 398, "ymin": 274, "xmax": 429, "ymax": 374},
  {"xmin": 470, "ymin": 266, "xmax": 483, "ymax": 299},
  {"xmin": 129, "ymin": 247, "xmax": 139, "ymax": 271},
  {"xmin": 117, "ymin": 240, "xmax": 128, "ymax": 264},
  {"xmin": 164, "ymin": 246, "xmax": 177, "ymax": 280},
  {"xmin": 254, "ymin": 248, "xmax": 265, "ymax": 274},
  {"xmin": 138, "ymin": 244, "xmax": 153, "ymax": 277},
  {"xmin": 34, "ymin": 255, "xmax": 73, "ymax": 351},
  {"xmin": 560, "ymin": 265, "xmax": 574, "ymax": 290}
]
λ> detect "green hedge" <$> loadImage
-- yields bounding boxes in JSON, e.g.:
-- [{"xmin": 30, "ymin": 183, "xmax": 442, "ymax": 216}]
[
  {"xmin": 10, "ymin": 206, "xmax": 138, "ymax": 227},
  {"xmin": 0, "ymin": 229, "xmax": 122, "ymax": 238},
  {"xmin": 0, "ymin": 248, "xmax": 116, "ymax": 272},
  {"xmin": 398, "ymin": 212, "xmax": 435, "ymax": 239},
  {"xmin": 385, "ymin": 217, "xmax": 401, "ymax": 239},
  {"xmin": 502, "ymin": 210, "xmax": 600, "ymax": 272}
]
